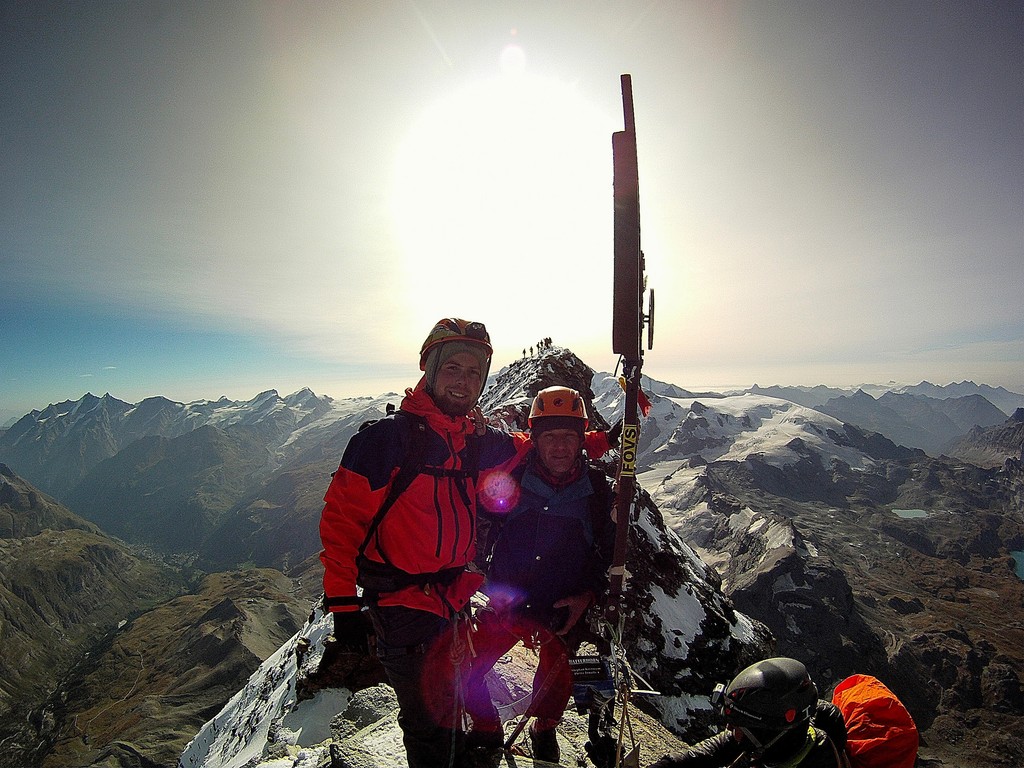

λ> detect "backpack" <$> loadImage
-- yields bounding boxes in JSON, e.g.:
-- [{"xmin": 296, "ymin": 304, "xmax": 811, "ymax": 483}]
[
  {"xmin": 353, "ymin": 409, "xmax": 481, "ymax": 595},
  {"xmin": 831, "ymin": 674, "xmax": 918, "ymax": 768},
  {"xmin": 355, "ymin": 409, "xmax": 429, "ymax": 555}
]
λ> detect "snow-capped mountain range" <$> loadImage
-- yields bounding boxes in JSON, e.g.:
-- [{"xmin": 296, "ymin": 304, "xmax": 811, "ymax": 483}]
[{"xmin": 2, "ymin": 372, "xmax": 1019, "ymax": 500}]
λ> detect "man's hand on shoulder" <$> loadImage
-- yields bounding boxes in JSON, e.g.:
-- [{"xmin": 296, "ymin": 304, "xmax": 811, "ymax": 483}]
[{"xmin": 469, "ymin": 406, "xmax": 488, "ymax": 435}]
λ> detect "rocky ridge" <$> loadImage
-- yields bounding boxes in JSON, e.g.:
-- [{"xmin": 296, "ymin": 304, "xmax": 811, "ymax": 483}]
[{"xmin": 946, "ymin": 408, "xmax": 1024, "ymax": 469}]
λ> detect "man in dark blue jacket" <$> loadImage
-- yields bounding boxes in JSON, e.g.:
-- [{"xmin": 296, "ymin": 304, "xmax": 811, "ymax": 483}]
[{"xmin": 465, "ymin": 386, "xmax": 616, "ymax": 764}]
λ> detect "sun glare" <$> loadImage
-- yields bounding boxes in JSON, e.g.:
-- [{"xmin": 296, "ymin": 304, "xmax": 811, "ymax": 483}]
[{"xmin": 391, "ymin": 67, "xmax": 615, "ymax": 356}]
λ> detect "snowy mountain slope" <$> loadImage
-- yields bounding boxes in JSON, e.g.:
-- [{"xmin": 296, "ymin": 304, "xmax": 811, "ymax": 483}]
[
  {"xmin": 178, "ymin": 606, "xmax": 337, "ymax": 768},
  {"xmin": 593, "ymin": 377, "xmax": 878, "ymax": 473},
  {"xmin": 591, "ymin": 377, "xmax": 1024, "ymax": 768}
]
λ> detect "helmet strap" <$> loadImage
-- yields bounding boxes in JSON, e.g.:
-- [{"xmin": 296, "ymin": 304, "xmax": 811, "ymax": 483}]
[
  {"xmin": 739, "ymin": 726, "xmax": 787, "ymax": 756},
  {"xmin": 743, "ymin": 725, "xmax": 816, "ymax": 768}
]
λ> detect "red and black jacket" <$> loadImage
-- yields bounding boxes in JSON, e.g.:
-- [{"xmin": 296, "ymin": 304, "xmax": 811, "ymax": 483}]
[{"xmin": 319, "ymin": 379, "xmax": 531, "ymax": 618}]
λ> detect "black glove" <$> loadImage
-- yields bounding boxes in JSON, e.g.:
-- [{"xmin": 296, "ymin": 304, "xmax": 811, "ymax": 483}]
[
  {"xmin": 306, "ymin": 609, "xmax": 387, "ymax": 692},
  {"xmin": 606, "ymin": 419, "xmax": 623, "ymax": 449},
  {"xmin": 332, "ymin": 610, "xmax": 373, "ymax": 654}
]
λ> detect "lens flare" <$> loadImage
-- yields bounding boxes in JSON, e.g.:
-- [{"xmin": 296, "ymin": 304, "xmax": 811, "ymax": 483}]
[{"xmin": 478, "ymin": 470, "xmax": 521, "ymax": 513}]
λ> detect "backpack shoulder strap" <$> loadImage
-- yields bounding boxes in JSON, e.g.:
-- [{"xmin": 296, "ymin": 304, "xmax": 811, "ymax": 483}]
[
  {"xmin": 461, "ymin": 429, "xmax": 482, "ymax": 487},
  {"xmin": 357, "ymin": 411, "xmax": 429, "ymax": 557}
]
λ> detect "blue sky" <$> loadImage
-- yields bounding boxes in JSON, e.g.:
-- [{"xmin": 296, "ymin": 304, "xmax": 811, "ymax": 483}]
[{"xmin": 2, "ymin": 1, "xmax": 1022, "ymax": 422}]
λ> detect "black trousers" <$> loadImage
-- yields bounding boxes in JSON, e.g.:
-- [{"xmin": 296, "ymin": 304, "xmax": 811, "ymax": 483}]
[{"xmin": 368, "ymin": 604, "xmax": 467, "ymax": 768}]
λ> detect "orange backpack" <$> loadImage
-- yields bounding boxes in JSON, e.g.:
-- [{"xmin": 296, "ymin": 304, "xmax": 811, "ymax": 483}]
[{"xmin": 831, "ymin": 674, "xmax": 918, "ymax": 768}]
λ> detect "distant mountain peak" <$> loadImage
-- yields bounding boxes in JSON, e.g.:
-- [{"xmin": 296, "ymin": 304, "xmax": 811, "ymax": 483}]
[{"xmin": 479, "ymin": 345, "xmax": 609, "ymax": 431}]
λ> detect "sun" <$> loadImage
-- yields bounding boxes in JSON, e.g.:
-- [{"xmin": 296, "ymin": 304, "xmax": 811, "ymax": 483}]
[{"xmin": 390, "ymin": 62, "xmax": 616, "ymax": 360}]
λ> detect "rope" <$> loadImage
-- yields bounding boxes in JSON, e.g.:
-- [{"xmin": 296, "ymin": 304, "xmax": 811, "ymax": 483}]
[
  {"xmin": 615, "ymin": 682, "xmax": 631, "ymax": 766},
  {"xmin": 447, "ymin": 611, "xmax": 471, "ymax": 768}
]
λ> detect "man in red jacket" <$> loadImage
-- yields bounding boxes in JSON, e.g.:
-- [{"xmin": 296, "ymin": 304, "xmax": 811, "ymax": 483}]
[{"xmin": 319, "ymin": 318, "xmax": 534, "ymax": 768}]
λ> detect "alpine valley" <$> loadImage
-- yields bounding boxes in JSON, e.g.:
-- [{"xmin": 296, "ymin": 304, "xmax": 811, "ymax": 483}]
[{"xmin": 1, "ymin": 347, "xmax": 1022, "ymax": 768}]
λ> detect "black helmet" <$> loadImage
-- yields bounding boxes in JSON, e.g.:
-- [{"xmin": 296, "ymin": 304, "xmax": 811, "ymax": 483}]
[{"xmin": 712, "ymin": 657, "xmax": 817, "ymax": 732}]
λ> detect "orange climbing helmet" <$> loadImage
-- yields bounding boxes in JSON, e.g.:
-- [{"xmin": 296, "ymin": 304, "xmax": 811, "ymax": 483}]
[{"xmin": 528, "ymin": 386, "xmax": 589, "ymax": 429}]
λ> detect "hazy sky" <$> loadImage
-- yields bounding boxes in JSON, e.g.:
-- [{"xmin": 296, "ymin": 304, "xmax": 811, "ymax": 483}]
[{"xmin": 2, "ymin": 1, "xmax": 1022, "ymax": 420}]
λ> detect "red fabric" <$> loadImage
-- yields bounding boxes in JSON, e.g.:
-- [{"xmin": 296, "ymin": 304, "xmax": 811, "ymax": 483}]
[
  {"xmin": 320, "ymin": 467, "xmax": 380, "ymax": 612},
  {"xmin": 832, "ymin": 674, "xmax": 918, "ymax": 768},
  {"xmin": 638, "ymin": 386, "xmax": 652, "ymax": 418},
  {"xmin": 465, "ymin": 610, "xmax": 573, "ymax": 729},
  {"xmin": 583, "ymin": 428, "xmax": 611, "ymax": 459}
]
